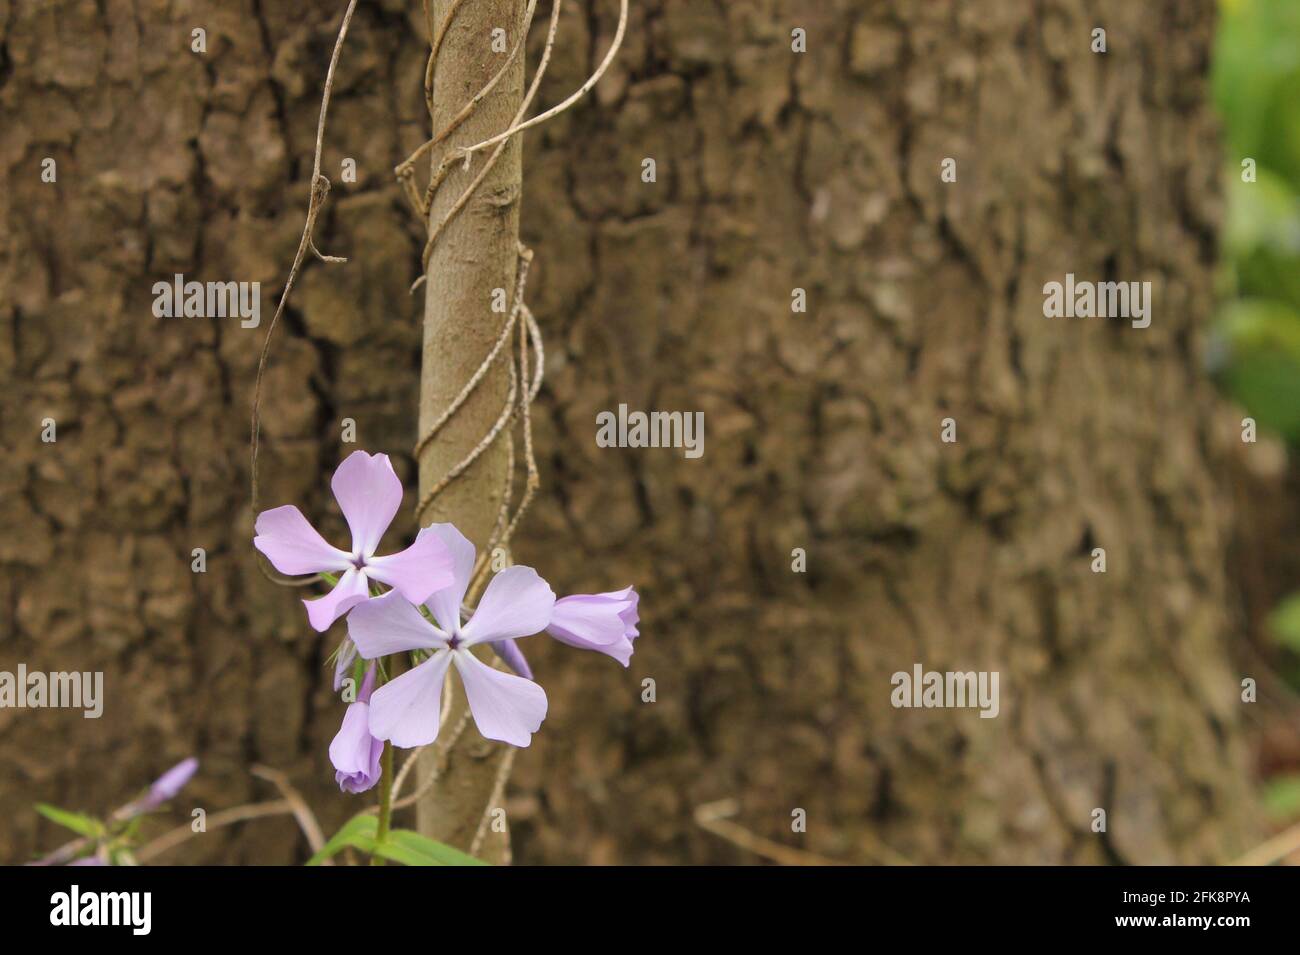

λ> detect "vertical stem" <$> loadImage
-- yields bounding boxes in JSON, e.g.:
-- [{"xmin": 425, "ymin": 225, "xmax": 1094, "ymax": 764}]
[
  {"xmin": 372, "ymin": 740, "xmax": 394, "ymax": 865},
  {"xmin": 415, "ymin": 0, "xmax": 525, "ymax": 863}
]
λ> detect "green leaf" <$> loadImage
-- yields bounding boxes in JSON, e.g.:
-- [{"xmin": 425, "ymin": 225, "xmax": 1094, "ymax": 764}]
[
  {"xmin": 307, "ymin": 818, "xmax": 487, "ymax": 867},
  {"xmin": 1263, "ymin": 773, "xmax": 1300, "ymax": 821},
  {"xmin": 1214, "ymin": 0, "xmax": 1300, "ymax": 175},
  {"xmin": 1216, "ymin": 299, "xmax": 1300, "ymax": 441},
  {"xmin": 1268, "ymin": 592, "xmax": 1300, "ymax": 652},
  {"xmin": 35, "ymin": 804, "xmax": 102, "ymax": 838},
  {"xmin": 376, "ymin": 829, "xmax": 488, "ymax": 866},
  {"xmin": 306, "ymin": 814, "xmax": 379, "ymax": 866}
]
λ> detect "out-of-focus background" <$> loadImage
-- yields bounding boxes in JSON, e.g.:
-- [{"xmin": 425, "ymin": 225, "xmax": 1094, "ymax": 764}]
[
  {"xmin": 1212, "ymin": 0, "xmax": 1300, "ymax": 832},
  {"xmin": 2, "ymin": 0, "xmax": 1298, "ymax": 865}
]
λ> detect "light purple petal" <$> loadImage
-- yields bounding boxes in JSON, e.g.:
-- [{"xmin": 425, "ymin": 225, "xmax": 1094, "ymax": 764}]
[
  {"xmin": 366, "ymin": 530, "xmax": 455, "ymax": 605},
  {"xmin": 453, "ymin": 650, "xmax": 547, "ymax": 747},
  {"xmin": 460, "ymin": 566, "xmax": 555, "ymax": 646},
  {"xmin": 356, "ymin": 662, "xmax": 378, "ymax": 704},
  {"xmin": 254, "ymin": 505, "xmax": 352, "ymax": 576},
  {"xmin": 139, "ymin": 757, "xmax": 199, "ymax": 810},
  {"xmin": 304, "ymin": 567, "xmax": 370, "ymax": 632},
  {"xmin": 566, "ymin": 632, "xmax": 634, "ymax": 666},
  {"xmin": 368, "ymin": 651, "xmax": 453, "ymax": 748},
  {"xmin": 619, "ymin": 590, "xmax": 640, "ymax": 639},
  {"xmin": 347, "ymin": 589, "xmax": 446, "ymax": 659},
  {"xmin": 546, "ymin": 588, "xmax": 639, "ymax": 666},
  {"xmin": 416, "ymin": 524, "xmax": 476, "ymax": 632},
  {"xmin": 331, "ymin": 451, "xmax": 402, "ymax": 558},
  {"xmin": 548, "ymin": 592, "xmax": 633, "ymax": 646},
  {"xmin": 329, "ymin": 701, "xmax": 384, "ymax": 794},
  {"xmin": 491, "ymin": 639, "xmax": 533, "ymax": 680}
]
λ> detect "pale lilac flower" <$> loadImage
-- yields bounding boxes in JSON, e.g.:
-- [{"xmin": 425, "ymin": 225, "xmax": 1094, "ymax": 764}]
[
  {"xmin": 254, "ymin": 451, "xmax": 454, "ymax": 631},
  {"xmin": 138, "ymin": 757, "xmax": 199, "ymax": 812},
  {"xmin": 329, "ymin": 665, "xmax": 384, "ymax": 794},
  {"xmin": 347, "ymin": 524, "xmax": 554, "ymax": 749},
  {"xmin": 546, "ymin": 588, "xmax": 640, "ymax": 666}
]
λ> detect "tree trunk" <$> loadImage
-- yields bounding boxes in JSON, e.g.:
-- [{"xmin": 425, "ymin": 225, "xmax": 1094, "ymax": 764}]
[
  {"xmin": 503, "ymin": 0, "xmax": 1259, "ymax": 864},
  {"xmin": 0, "ymin": 0, "xmax": 1259, "ymax": 865},
  {"xmin": 413, "ymin": 0, "xmax": 525, "ymax": 861}
]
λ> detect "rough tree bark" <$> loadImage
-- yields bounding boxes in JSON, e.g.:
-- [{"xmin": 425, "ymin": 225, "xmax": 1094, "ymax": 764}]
[
  {"xmin": 0, "ymin": 0, "xmax": 1260, "ymax": 865},
  {"xmin": 413, "ymin": 0, "xmax": 526, "ymax": 861}
]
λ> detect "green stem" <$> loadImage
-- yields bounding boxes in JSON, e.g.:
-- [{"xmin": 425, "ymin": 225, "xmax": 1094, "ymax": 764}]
[{"xmin": 371, "ymin": 740, "xmax": 394, "ymax": 866}]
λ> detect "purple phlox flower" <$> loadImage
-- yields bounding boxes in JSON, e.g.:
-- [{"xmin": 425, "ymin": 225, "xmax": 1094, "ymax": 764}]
[
  {"xmin": 68, "ymin": 856, "xmax": 107, "ymax": 866},
  {"xmin": 329, "ymin": 664, "xmax": 384, "ymax": 794},
  {"xmin": 347, "ymin": 523, "xmax": 554, "ymax": 749},
  {"xmin": 254, "ymin": 451, "xmax": 455, "ymax": 632},
  {"xmin": 138, "ymin": 757, "xmax": 199, "ymax": 812},
  {"xmin": 546, "ymin": 587, "xmax": 640, "ymax": 666}
]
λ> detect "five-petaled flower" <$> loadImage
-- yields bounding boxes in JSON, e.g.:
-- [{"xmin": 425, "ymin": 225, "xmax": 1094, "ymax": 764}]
[
  {"xmin": 347, "ymin": 524, "xmax": 554, "ymax": 748},
  {"xmin": 254, "ymin": 451, "xmax": 454, "ymax": 631},
  {"xmin": 254, "ymin": 449, "xmax": 646, "ymax": 784}
]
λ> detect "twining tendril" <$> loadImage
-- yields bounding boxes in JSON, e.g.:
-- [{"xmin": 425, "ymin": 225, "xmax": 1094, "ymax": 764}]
[{"xmin": 249, "ymin": 0, "xmax": 357, "ymax": 588}]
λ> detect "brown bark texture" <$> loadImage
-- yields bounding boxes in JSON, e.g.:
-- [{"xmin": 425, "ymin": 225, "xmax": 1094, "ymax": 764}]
[{"xmin": 0, "ymin": 0, "xmax": 1260, "ymax": 864}]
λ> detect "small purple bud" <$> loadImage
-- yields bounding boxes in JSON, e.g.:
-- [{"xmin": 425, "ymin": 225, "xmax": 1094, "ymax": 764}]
[
  {"xmin": 139, "ymin": 757, "xmax": 199, "ymax": 811},
  {"xmin": 356, "ymin": 662, "xmax": 377, "ymax": 704},
  {"xmin": 329, "ymin": 665, "xmax": 383, "ymax": 793},
  {"xmin": 491, "ymin": 639, "xmax": 533, "ymax": 680}
]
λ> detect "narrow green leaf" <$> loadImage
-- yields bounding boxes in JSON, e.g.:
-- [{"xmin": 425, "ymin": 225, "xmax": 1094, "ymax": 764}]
[
  {"xmin": 35, "ymin": 804, "xmax": 101, "ymax": 838},
  {"xmin": 379, "ymin": 829, "xmax": 488, "ymax": 866},
  {"xmin": 306, "ymin": 814, "xmax": 379, "ymax": 866}
]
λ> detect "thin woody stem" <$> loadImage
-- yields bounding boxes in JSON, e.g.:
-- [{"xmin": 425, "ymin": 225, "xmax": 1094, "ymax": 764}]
[
  {"xmin": 135, "ymin": 800, "xmax": 295, "ymax": 863},
  {"xmin": 371, "ymin": 740, "xmax": 395, "ymax": 865},
  {"xmin": 250, "ymin": 0, "xmax": 356, "ymax": 587}
]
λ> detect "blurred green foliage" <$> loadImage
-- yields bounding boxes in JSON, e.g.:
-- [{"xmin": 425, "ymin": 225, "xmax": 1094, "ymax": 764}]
[
  {"xmin": 1270, "ymin": 591, "xmax": 1300, "ymax": 653},
  {"xmin": 1213, "ymin": 0, "xmax": 1300, "ymax": 441},
  {"xmin": 1217, "ymin": 3, "xmax": 1300, "ymax": 797},
  {"xmin": 1211, "ymin": 0, "xmax": 1300, "ymax": 441},
  {"xmin": 1263, "ymin": 773, "xmax": 1300, "ymax": 821}
]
